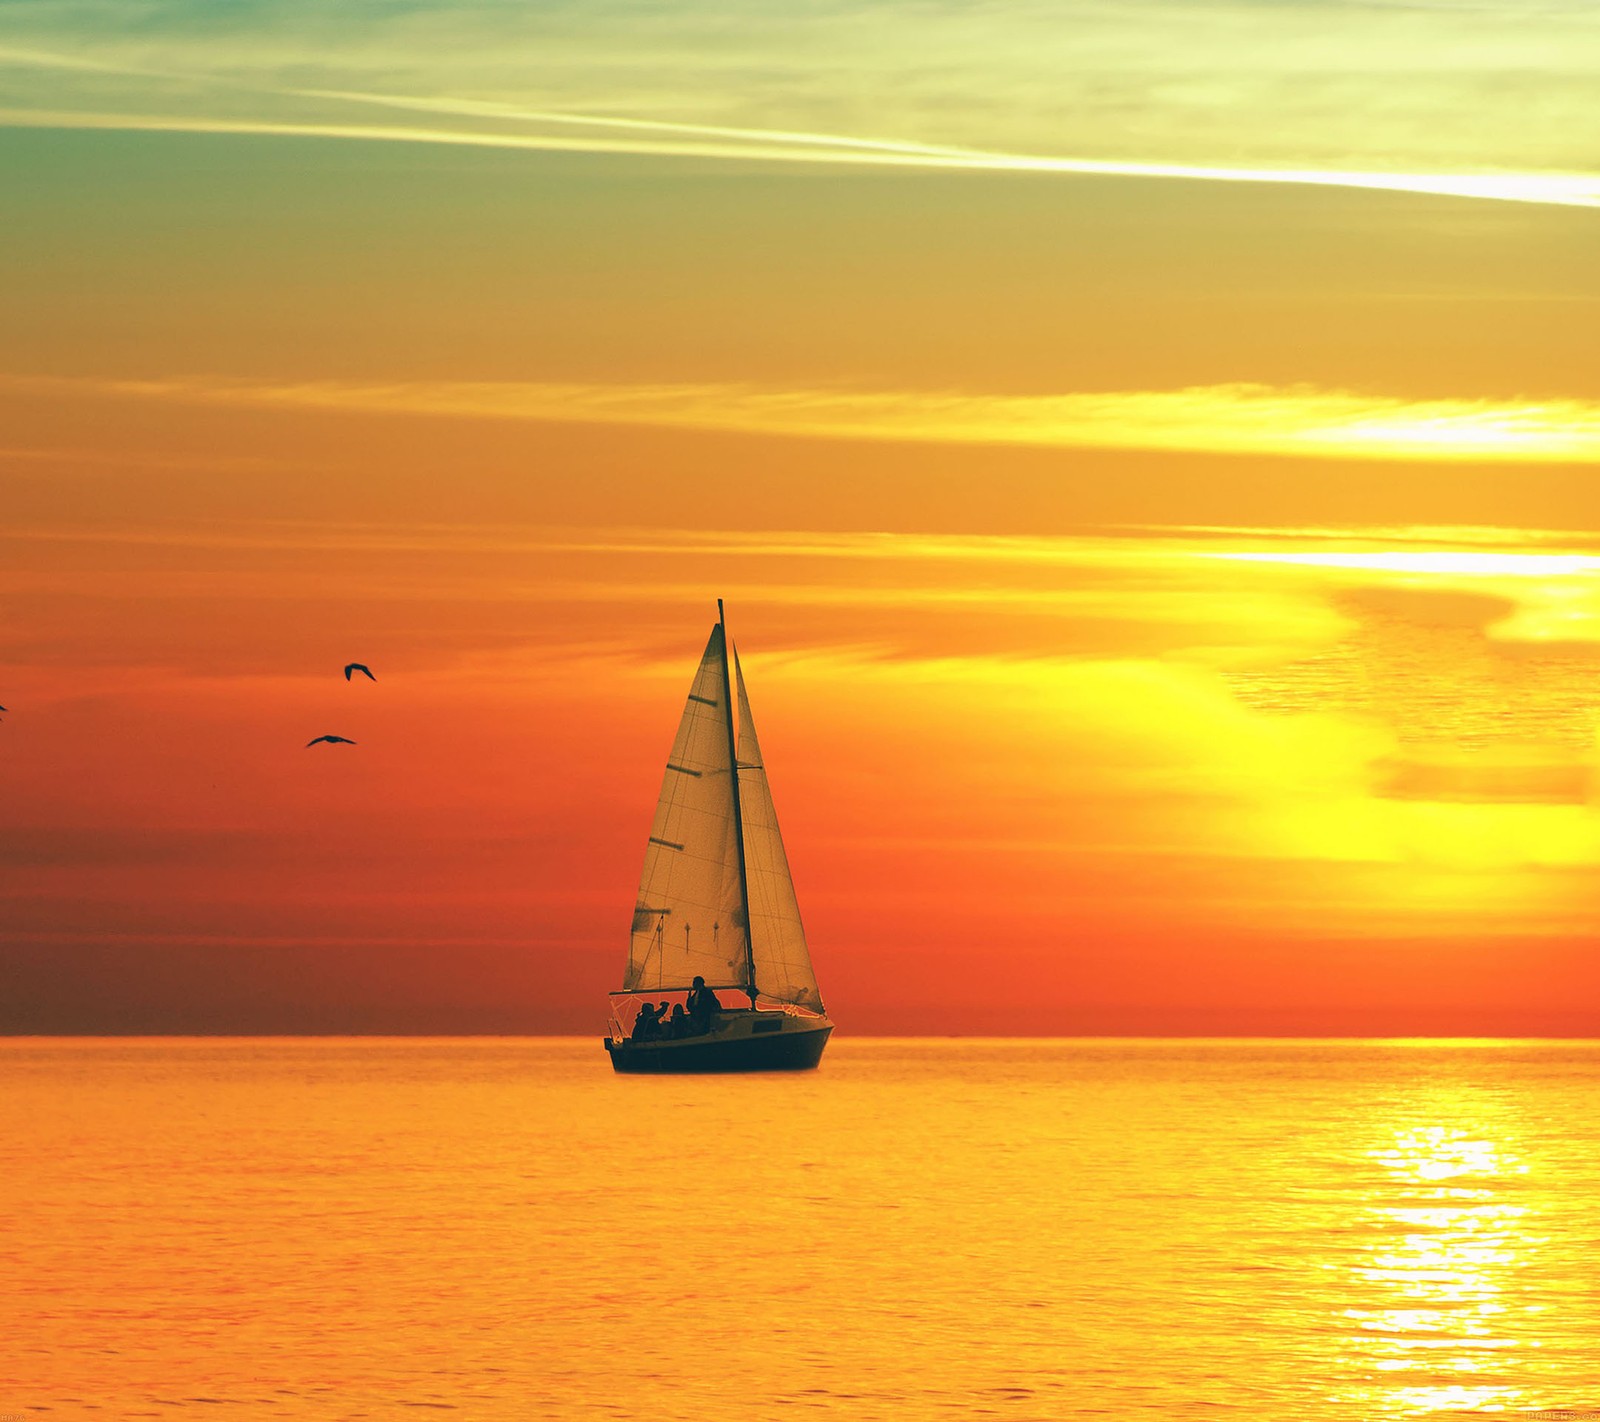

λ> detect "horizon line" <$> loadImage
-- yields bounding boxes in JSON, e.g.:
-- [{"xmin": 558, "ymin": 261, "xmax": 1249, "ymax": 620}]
[{"xmin": 5, "ymin": 1031, "xmax": 1597, "ymax": 1042}]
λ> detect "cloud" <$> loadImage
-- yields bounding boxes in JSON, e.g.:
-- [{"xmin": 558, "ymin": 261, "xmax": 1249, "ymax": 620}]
[
  {"xmin": 1204, "ymin": 550, "xmax": 1600, "ymax": 577},
  {"xmin": 5, "ymin": 6, "xmax": 1600, "ymax": 211},
  {"xmin": 12, "ymin": 372, "xmax": 1600, "ymax": 464},
  {"xmin": 1374, "ymin": 756, "xmax": 1594, "ymax": 804},
  {"xmin": 1, "ymin": 97, "xmax": 1596, "ymax": 210},
  {"xmin": 5, "ymin": 3, "xmax": 1600, "ymax": 174}
]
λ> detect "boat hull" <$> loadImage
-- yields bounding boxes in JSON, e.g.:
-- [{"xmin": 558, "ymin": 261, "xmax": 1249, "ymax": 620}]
[{"xmin": 605, "ymin": 1015, "xmax": 832, "ymax": 1073}]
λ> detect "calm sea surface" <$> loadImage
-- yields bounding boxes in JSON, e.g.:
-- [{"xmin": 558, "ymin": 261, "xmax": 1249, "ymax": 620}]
[{"xmin": 3, "ymin": 1038, "xmax": 1598, "ymax": 1420}]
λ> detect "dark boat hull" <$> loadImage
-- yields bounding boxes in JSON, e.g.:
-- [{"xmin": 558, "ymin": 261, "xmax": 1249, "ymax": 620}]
[{"xmin": 605, "ymin": 1020, "xmax": 832, "ymax": 1074}]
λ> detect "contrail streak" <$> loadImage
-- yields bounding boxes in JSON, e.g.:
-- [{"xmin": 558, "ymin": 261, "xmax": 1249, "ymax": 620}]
[{"xmin": 0, "ymin": 79, "xmax": 1595, "ymax": 209}]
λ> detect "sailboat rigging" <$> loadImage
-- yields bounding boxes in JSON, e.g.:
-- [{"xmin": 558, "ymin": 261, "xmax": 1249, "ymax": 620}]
[{"xmin": 604, "ymin": 602, "xmax": 833, "ymax": 1072}]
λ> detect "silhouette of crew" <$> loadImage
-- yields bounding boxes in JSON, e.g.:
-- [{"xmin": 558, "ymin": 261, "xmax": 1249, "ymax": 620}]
[
  {"xmin": 632, "ymin": 989, "xmax": 718, "ymax": 1045},
  {"xmin": 631, "ymin": 1001, "xmax": 663, "ymax": 1042},
  {"xmin": 687, "ymin": 976, "xmax": 722, "ymax": 1035}
]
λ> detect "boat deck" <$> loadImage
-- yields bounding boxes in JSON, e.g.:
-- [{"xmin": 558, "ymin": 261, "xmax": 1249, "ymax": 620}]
[{"xmin": 605, "ymin": 1009, "xmax": 832, "ymax": 1073}]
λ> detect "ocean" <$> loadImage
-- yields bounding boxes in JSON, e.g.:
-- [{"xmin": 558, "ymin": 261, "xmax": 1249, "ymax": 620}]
[{"xmin": 4, "ymin": 1038, "xmax": 1598, "ymax": 1420}]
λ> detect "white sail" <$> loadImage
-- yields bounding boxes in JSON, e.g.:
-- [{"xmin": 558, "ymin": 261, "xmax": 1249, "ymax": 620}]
[
  {"xmin": 624, "ymin": 626, "xmax": 751, "ymax": 996},
  {"xmin": 734, "ymin": 652, "xmax": 825, "ymax": 1012}
]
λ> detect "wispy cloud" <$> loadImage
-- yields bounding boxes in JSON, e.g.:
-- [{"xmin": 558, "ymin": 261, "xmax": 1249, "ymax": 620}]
[
  {"xmin": 12, "ymin": 517, "xmax": 1600, "ymax": 568},
  {"xmin": 4, "ymin": 13, "xmax": 1600, "ymax": 209},
  {"xmin": 257, "ymin": 86, "xmax": 1600, "ymax": 209},
  {"xmin": 6, "ymin": 3, "xmax": 1600, "ymax": 170},
  {"xmin": 1, "ymin": 98, "xmax": 1596, "ymax": 209},
  {"xmin": 13, "ymin": 373, "xmax": 1600, "ymax": 464},
  {"xmin": 1205, "ymin": 549, "xmax": 1600, "ymax": 577}
]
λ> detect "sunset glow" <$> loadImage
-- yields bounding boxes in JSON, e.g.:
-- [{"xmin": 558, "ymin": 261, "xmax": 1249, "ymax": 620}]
[
  {"xmin": 14, "ymin": 8, "xmax": 1600, "ymax": 1422},
  {"xmin": 5, "ymin": 0, "xmax": 1600, "ymax": 1037}
]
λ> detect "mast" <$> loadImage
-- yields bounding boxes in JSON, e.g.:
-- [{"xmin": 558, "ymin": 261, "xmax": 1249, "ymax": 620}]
[{"xmin": 718, "ymin": 598, "xmax": 758, "ymax": 1009}]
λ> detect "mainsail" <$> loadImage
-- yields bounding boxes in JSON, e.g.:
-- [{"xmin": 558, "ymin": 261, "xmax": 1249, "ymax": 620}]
[
  {"xmin": 734, "ymin": 653, "xmax": 825, "ymax": 1012},
  {"xmin": 623, "ymin": 614, "xmax": 825, "ymax": 1013},
  {"xmin": 624, "ymin": 626, "xmax": 750, "ymax": 995}
]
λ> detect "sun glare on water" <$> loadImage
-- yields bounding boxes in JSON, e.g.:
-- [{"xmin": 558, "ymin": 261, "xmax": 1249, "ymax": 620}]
[{"xmin": 1335, "ymin": 1116, "xmax": 1541, "ymax": 1417}]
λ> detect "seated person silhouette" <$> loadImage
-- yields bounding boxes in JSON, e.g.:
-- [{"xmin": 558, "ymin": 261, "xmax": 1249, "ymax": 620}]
[
  {"xmin": 663, "ymin": 1003, "xmax": 690, "ymax": 1039},
  {"xmin": 631, "ymin": 1001, "xmax": 662, "ymax": 1042},
  {"xmin": 686, "ymin": 975, "xmax": 722, "ymax": 1035}
]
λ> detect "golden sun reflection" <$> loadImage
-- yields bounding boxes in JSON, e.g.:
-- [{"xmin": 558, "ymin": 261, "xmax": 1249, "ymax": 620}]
[{"xmin": 1338, "ymin": 1120, "xmax": 1539, "ymax": 1417}]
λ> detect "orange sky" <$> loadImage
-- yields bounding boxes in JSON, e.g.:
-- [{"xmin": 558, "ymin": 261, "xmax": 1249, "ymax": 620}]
[{"xmin": 4, "ymin": 4, "xmax": 1600, "ymax": 1033}]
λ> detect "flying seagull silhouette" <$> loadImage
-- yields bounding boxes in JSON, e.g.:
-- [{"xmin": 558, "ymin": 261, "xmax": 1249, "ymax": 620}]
[
  {"xmin": 344, "ymin": 663, "xmax": 376, "ymax": 682},
  {"xmin": 306, "ymin": 735, "xmax": 357, "ymax": 747}
]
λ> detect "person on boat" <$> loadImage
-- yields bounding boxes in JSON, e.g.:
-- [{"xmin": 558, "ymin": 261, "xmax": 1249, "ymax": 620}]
[
  {"xmin": 664, "ymin": 1003, "xmax": 690, "ymax": 1039},
  {"xmin": 687, "ymin": 976, "xmax": 722, "ymax": 1035},
  {"xmin": 631, "ymin": 1001, "xmax": 662, "ymax": 1042}
]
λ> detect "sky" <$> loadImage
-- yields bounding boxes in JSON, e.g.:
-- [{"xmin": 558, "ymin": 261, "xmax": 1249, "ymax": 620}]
[{"xmin": 3, "ymin": 0, "xmax": 1600, "ymax": 1034}]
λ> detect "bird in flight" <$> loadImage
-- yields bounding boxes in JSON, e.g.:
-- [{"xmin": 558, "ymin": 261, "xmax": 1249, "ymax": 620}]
[
  {"xmin": 306, "ymin": 735, "xmax": 357, "ymax": 747},
  {"xmin": 344, "ymin": 663, "xmax": 376, "ymax": 682}
]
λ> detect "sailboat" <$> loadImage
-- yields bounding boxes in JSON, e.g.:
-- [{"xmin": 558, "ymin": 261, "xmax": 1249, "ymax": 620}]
[{"xmin": 604, "ymin": 602, "xmax": 833, "ymax": 1072}]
